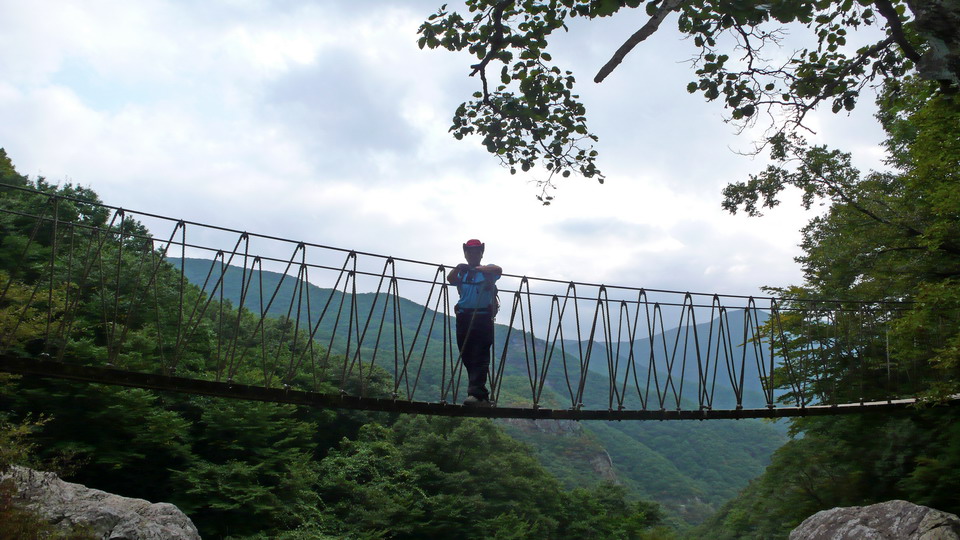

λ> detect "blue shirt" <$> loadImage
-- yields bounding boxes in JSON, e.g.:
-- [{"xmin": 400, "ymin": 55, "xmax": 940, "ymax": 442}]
[{"xmin": 455, "ymin": 267, "xmax": 500, "ymax": 311}]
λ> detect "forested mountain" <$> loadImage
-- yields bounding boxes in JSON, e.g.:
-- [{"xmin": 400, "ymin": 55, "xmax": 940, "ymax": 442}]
[{"xmin": 172, "ymin": 256, "xmax": 786, "ymax": 524}]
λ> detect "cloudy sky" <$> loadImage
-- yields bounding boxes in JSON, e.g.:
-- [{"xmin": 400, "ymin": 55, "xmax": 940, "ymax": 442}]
[{"xmin": 0, "ymin": 0, "xmax": 890, "ymax": 300}]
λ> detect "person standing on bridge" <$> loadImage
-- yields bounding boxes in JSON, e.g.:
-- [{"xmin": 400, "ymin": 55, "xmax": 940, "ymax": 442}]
[{"xmin": 447, "ymin": 239, "xmax": 501, "ymax": 407}]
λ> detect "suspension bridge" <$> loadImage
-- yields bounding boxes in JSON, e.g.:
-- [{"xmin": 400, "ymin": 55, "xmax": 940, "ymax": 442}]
[{"xmin": 1, "ymin": 184, "xmax": 955, "ymax": 420}]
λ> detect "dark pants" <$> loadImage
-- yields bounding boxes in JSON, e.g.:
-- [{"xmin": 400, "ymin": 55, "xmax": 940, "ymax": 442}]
[{"xmin": 456, "ymin": 310, "xmax": 494, "ymax": 400}]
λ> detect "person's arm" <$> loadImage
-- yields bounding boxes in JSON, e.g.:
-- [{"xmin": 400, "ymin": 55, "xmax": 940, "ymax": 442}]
[
  {"xmin": 447, "ymin": 264, "xmax": 469, "ymax": 284},
  {"xmin": 477, "ymin": 264, "xmax": 502, "ymax": 277}
]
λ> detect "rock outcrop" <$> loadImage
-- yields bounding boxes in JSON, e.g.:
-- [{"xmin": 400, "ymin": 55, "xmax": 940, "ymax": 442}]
[
  {"xmin": 1, "ymin": 465, "xmax": 201, "ymax": 540},
  {"xmin": 790, "ymin": 499, "xmax": 960, "ymax": 540},
  {"xmin": 499, "ymin": 418, "xmax": 618, "ymax": 481}
]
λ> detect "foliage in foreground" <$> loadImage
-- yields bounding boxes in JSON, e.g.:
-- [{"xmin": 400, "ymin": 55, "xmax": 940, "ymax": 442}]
[
  {"xmin": 311, "ymin": 416, "xmax": 667, "ymax": 539},
  {"xmin": 0, "ymin": 375, "xmax": 97, "ymax": 540},
  {"xmin": 1, "ymin": 384, "xmax": 669, "ymax": 539},
  {"xmin": 698, "ymin": 72, "xmax": 960, "ymax": 538}
]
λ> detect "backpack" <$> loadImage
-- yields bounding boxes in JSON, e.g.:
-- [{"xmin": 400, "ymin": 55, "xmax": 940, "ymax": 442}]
[{"xmin": 457, "ymin": 267, "xmax": 500, "ymax": 316}]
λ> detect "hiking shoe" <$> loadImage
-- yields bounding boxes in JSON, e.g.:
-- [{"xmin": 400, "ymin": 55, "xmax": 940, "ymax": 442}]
[{"xmin": 463, "ymin": 396, "xmax": 493, "ymax": 407}]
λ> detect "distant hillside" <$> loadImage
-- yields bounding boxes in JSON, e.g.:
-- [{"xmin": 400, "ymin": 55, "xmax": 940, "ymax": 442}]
[{"xmin": 171, "ymin": 257, "xmax": 787, "ymax": 525}]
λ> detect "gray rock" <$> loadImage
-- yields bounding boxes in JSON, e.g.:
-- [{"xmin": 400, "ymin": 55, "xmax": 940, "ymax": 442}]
[
  {"xmin": 589, "ymin": 449, "xmax": 617, "ymax": 482},
  {"xmin": 499, "ymin": 418, "xmax": 618, "ymax": 480},
  {"xmin": 1, "ymin": 465, "xmax": 201, "ymax": 540},
  {"xmin": 790, "ymin": 499, "xmax": 960, "ymax": 540}
]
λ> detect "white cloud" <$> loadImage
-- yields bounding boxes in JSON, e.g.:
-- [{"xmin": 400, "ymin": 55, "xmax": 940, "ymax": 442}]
[{"xmin": 0, "ymin": 0, "xmax": 886, "ymax": 304}]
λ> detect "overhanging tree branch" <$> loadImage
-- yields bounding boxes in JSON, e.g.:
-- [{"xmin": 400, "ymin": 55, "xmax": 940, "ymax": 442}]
[
  {"xmin": 469, "ymin": 0, "xmax": 511, "ymax": 79},
  {"xmin": 795, "ymin": 36, "xmax": 897, "ymax": 123},
  {"xmin": 420, "ymin": 0, "xmax": 959, "ymax": 201},
  {"xmin": 594, "ymin": 0, "xmax": 688, "ymax": 83},
  {"xmin": 873, "ymin": 0, "xmax": 923, "ymax": 64}
]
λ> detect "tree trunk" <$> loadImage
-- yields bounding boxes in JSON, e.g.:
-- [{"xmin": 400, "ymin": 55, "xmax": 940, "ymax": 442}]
[{"xmin": 907, "ymin": 0, "xmax": 960, "ymax": 87}]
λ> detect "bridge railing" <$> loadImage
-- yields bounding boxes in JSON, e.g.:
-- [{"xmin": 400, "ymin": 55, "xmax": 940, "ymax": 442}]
[{"xmin": 0, "ymin": 183, "xmax": 941, "ymax": 419}]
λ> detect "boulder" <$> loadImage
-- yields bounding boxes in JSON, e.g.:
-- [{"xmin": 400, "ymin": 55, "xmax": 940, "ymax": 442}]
[
  {"xmin": 1, "ymin": 465, "xmax": 201, "ymax": 540},
  {"xmin": 790, "ymin": 499, "xmax": 960, "ymax": 540}
]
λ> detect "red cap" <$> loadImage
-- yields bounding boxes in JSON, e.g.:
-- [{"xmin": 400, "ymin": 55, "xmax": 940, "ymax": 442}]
[{"xmin": 464, "ymin": 239, "xmax": 483, "ymax": 247}]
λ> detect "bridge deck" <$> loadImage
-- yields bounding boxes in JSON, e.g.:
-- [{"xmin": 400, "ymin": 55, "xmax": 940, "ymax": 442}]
[{"xmin": 3, "ymin": 355, "xmax": 951, "ymax": 421}]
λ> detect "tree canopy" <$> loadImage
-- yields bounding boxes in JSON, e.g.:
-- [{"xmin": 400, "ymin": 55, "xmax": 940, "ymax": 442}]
[
  {"xmin": 418, "ymin": 0, "xmax": 960, "ymax": 201},
  {"xmin": 690, "ymin": 50, "xmax": 960, "ymax": 540}
]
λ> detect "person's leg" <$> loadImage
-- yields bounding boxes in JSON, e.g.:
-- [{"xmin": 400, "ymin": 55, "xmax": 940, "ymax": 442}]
[
  {"xmin": 456, "ymin": 312, "xmax": 480, "ymax": 400},
  {"xmin": 464, "ymin": 315, "xmax": 493, "ymax": 401},
  {"xmin": 457, "ymin": 311, "xmax": 492, "ymax": 401},
  {"xmin": 456, "ymin": 312, "xmax": 469, "ymax": 353}
]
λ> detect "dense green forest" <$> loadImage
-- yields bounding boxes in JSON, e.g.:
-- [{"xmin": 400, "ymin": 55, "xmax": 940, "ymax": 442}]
[
  {"xmin": 0, "ymin": 152, "xmax": 673, "ymax": 538},
  {"xmin": 696, "ymin": 78, "xmax": 960, "ymax": 538}
]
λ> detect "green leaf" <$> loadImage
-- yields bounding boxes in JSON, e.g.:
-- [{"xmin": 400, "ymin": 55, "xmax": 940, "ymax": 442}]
[{"xmin": 595, "ymin": 0, "xmax": 620, "ymax": 17}]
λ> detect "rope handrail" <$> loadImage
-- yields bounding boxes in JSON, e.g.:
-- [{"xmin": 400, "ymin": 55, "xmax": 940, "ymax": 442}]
[
  {"xmin": 0, "ymin": 205, "xmax": 918, "ymax": 313},
  {"xmin": 0, "ymin": 184, "xmax": 915, "ymax": 307}
]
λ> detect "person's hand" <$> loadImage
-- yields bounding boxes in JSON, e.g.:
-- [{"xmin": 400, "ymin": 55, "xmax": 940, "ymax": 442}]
[{"xmin": 456, "ymin": 263, "xmax": 471, "ymax": 272}]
